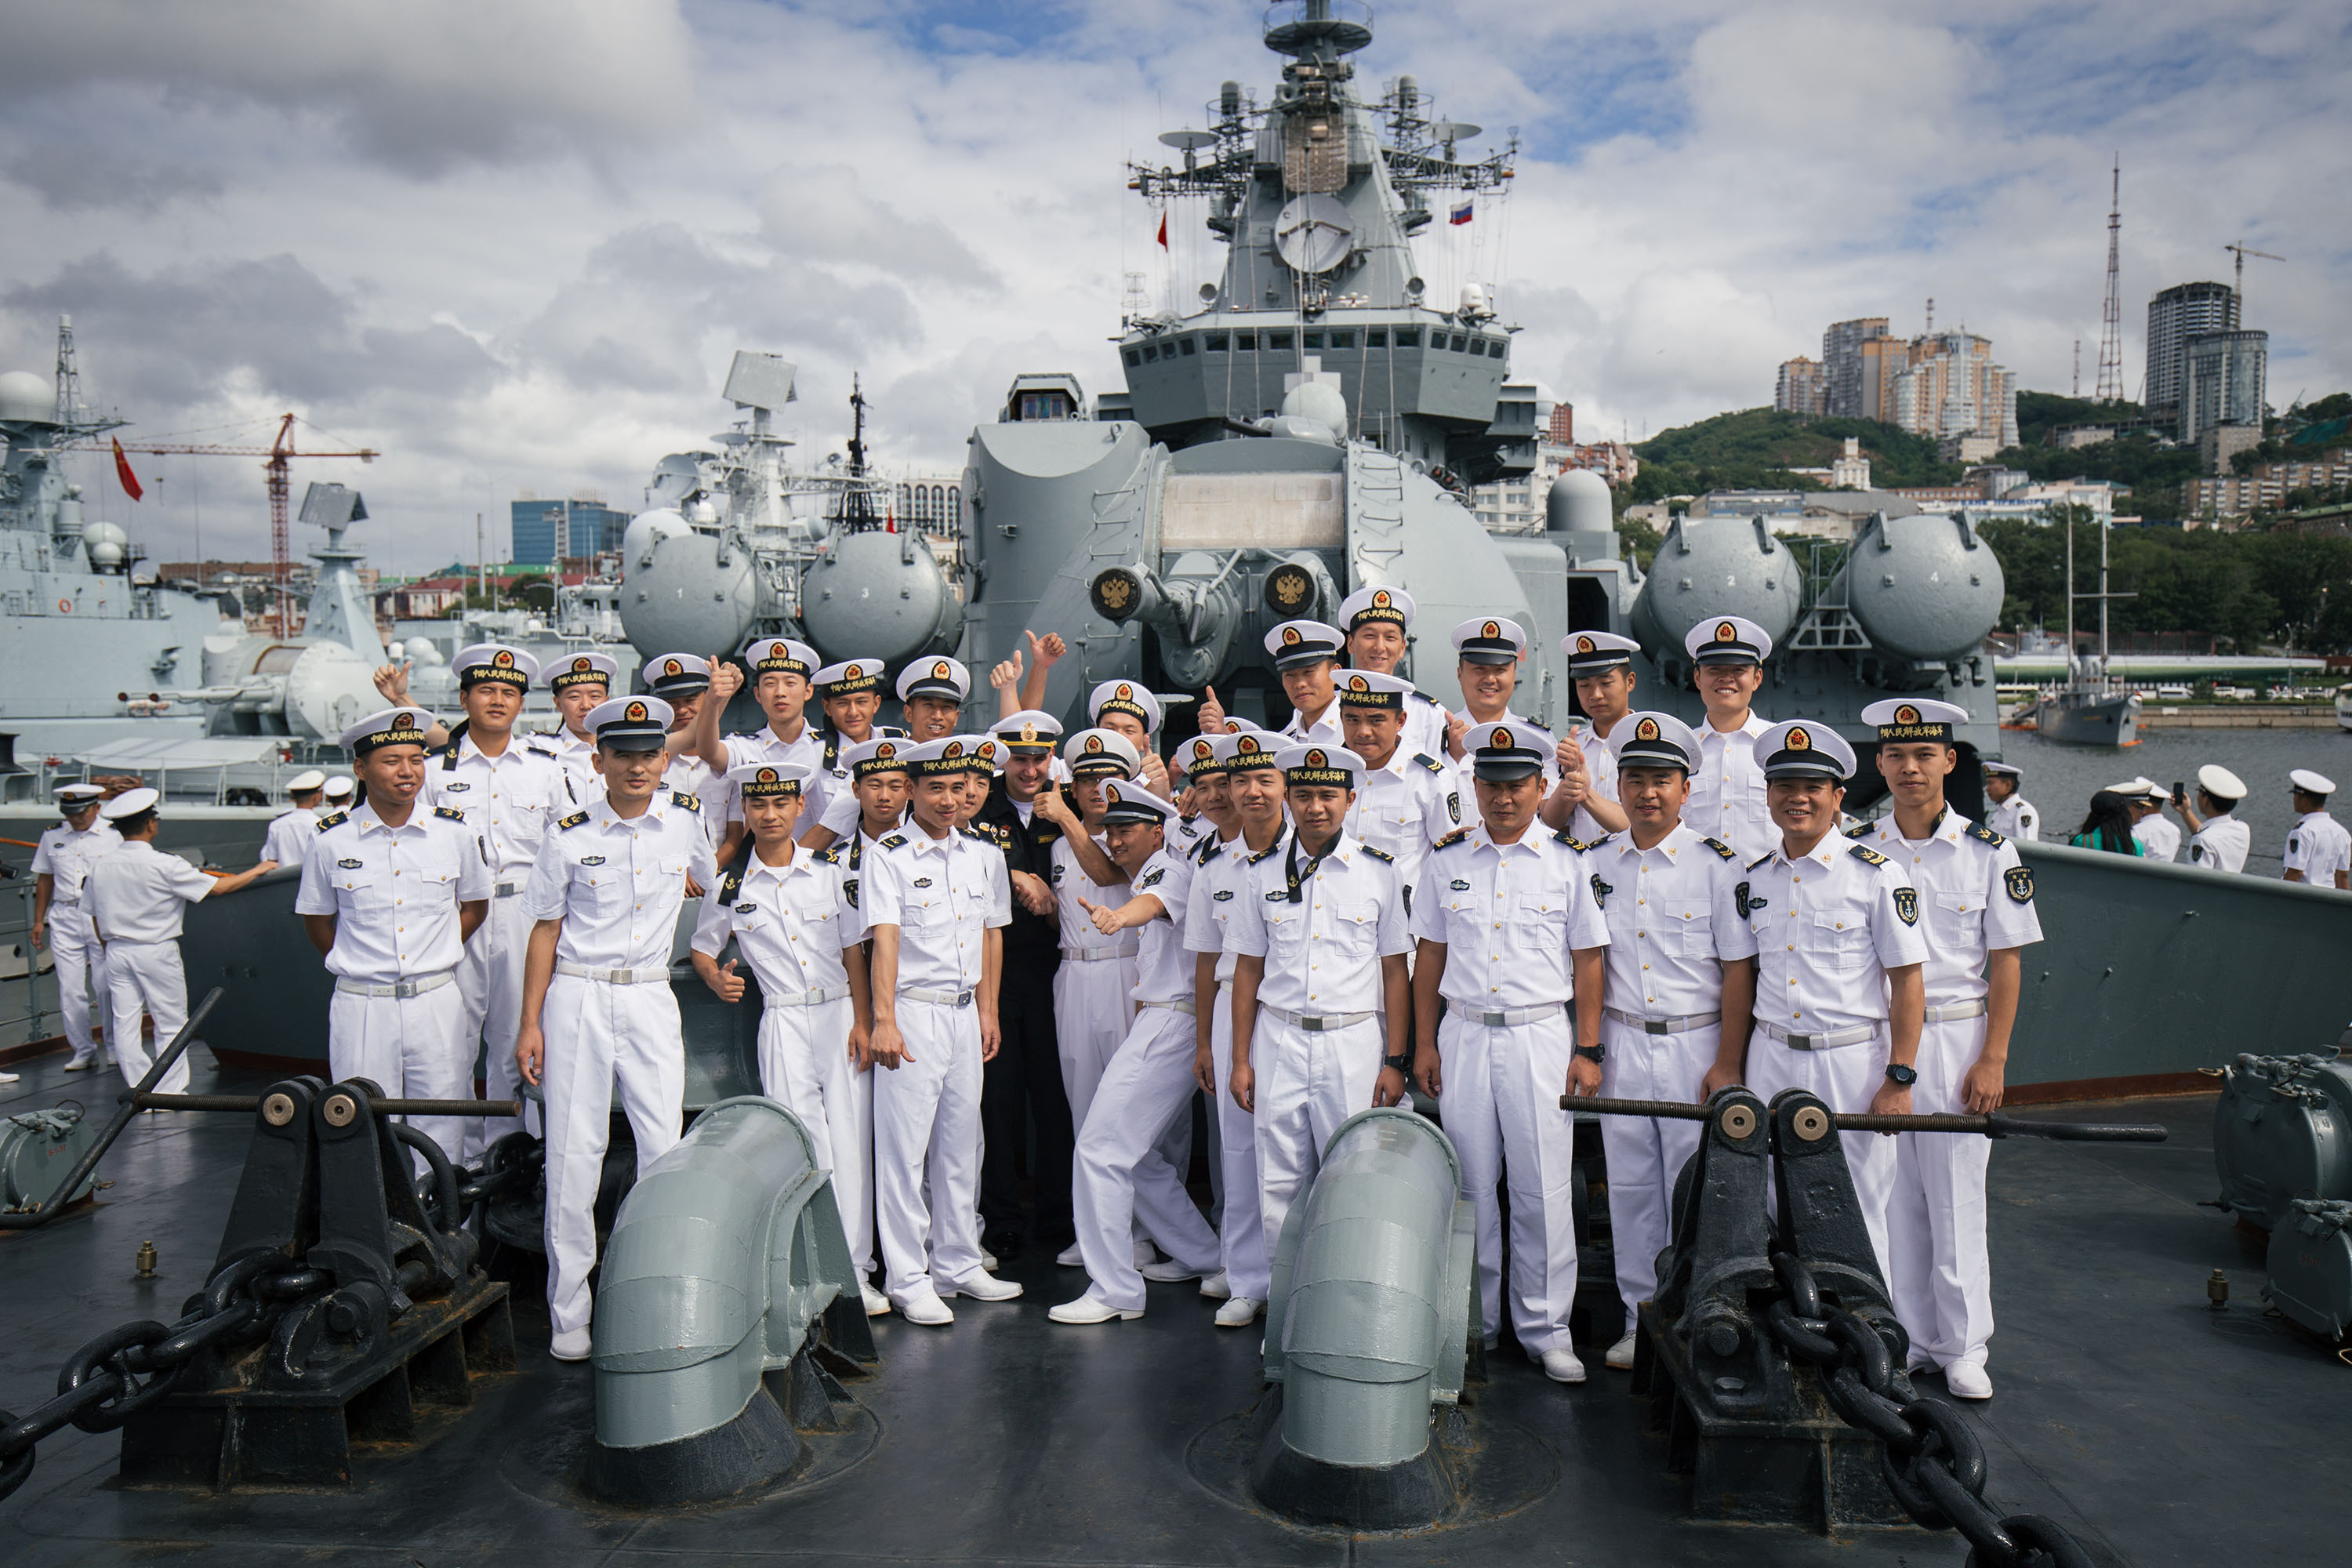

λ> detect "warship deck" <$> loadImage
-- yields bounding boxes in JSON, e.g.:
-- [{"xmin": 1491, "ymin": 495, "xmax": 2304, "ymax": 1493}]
[{"xmin": 1, "ymin": 1048, "xmax": 2340, "ymax": 1567}]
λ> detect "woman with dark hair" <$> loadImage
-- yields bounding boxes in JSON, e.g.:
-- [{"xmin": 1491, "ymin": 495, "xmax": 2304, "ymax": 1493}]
[{"xmin": 2068, "ymin": 791, "xmax": 2144, "ymax": 855}]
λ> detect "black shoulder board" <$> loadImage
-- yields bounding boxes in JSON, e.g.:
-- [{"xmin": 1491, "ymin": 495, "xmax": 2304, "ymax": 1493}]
[
  {"xmin": 1195, "ymin": 833, "xmax": 1221, "ymax": 866},
  {"xmin": 1700, "ymin": 836, "xmax": 1736, "ymax": 860},
  {"xmin": 1361, "ymin": 844, "xmax": 1395, "ymax": 864},
  {"xmin": 1843, "ymin": 820, "xmax": 1872, "ymax": 839},
  {"xmin": 1432, "ymin": 828, "xmax": 1469, "ymax": 851},
  {"xmin": 317, "ymin": 811, "xmax": 349, "ymax": 830},
  {"xmin": 1850, "ymin": 844, "xmax": 1889, "ymax": 867},
  {"xmin": 813, "ymin": 845, "xmax": 840, "ymax": 865},
  {"xmin": 670, "ymin": 791, "xmax": 700, "ymax": 814},
  {"xmin": 1746, "ymin": 850, "xmax": 1777, "ymax": 871},
  {"xmin": 1247, "ymin": 841, "xmax": 1283, "ymax": 865},
  {"xmin": 432, "ymin": 805, "xmax": 466, "ymax": 823},
  {"xmin": 959, "ymin": 825, "xmax": 989, "ymax": 841},
  {"xmin": 557, "ymin": 811, "xmax": 590, "ymax": 831},
  {"xmin": 1966, "ymin": 822, "xmax": 2005, "ymax": 848},
  {"xmin": 1552, "ymin": 828, "xmax": 1592, "ymax": 851},
  {"xmin": 1412, "ymin": 752, "xmax": 1444, "ymax": 774},
  {"xmin": 879, "ymin": 833, "xmax": 908, "ymax": 851}
]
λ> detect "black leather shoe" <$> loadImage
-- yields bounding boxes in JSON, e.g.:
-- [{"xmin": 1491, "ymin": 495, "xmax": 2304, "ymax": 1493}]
[{"xmin": 982, "ymin": 1228, "xmax": 1023, "ymax": 1262}]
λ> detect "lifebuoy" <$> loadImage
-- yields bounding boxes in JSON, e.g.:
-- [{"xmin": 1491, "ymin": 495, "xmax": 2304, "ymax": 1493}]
[{"xmin": 57, "ymin": 598, "xmax": 72, "ymax": 613}]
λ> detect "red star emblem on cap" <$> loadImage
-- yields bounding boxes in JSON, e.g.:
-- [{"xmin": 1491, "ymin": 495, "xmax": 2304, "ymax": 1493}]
[
  {"xmin": 1491, "ymin": 726, "xmax": 1514, "ymax": 750},
  {"xmin": 625, "ymin": 701, "xmax": 648, "ymax": 722},
  {"xmin": 1636, "ymin": 717, "xmax": 1660, "ymax": 741},
  {"xmin": 1305, "ymin": 748, "xmax": 1327, "ymax": 768},
  {"xmin": 1788, "ymin": 726, "xmax": 1811, "ymax": 750}
]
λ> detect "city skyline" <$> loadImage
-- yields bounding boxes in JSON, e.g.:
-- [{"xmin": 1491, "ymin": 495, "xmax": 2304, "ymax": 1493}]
[{"xmin": 1, "ymin": 0, "xmax": 2343, "ymax": 564}]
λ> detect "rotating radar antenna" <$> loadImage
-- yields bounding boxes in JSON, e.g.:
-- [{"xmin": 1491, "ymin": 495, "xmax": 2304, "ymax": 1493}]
[{"xmin": 1275, "ymin": 193, "xmax": 1355, "ymax": 274}]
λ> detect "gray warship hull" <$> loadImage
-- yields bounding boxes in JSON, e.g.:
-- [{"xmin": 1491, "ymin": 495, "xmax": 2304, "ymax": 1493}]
[{"xmin": 2034, "ymin": 688, "xmax": 2140, "ymax": 747}]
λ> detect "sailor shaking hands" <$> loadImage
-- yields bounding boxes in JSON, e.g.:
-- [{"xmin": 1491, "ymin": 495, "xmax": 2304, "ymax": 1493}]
[
  {"xmin": 1409, "ymin": 720, "xmax": 1609, "ymax": 1384},
  {"xmin": 515, "ymin": 694, "xmax": 719, "ymax": 1362},
  {"xmin": 296, "ymin": 706, "xmax": 493, "ymax": 1166}
]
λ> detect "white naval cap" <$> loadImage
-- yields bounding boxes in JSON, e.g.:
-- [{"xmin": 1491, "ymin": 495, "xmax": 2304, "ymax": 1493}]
[
  {"xmin": 1099, "ymin": 777, "xmax": 1179, "ymax": 826},
  {"xmin": 583, "ymin": 694, "xmax": 673, "ymax": 753},
  {"xmin": 1563, "ymin": 629, "xmax": 1641, "ymax": 675},
  {"xmin": 100, "ymin": 786, "xmax": 159, "ymax": 820},
  {"xmin": 2197, "ymin": 764, "xmax": 2248, "ymax": 801},
  {"xmin": 1861, "ymin": 697, "xmax": 1968, "ymax": 742},
  {"xmin": 546, "ymin": 650, "xmax": 619, "ymax": 692},
  {"xmin": 1221, "ymin": 728, "xmax": 1283, "ymax": 771},
  {"xmin": 452, "ymin": 642, "xmax": 539, "ymax": 689},
  {"xmin": 1174, "ymin": 731, "xmax": 1227, "ymax": 779},
  {"xmin": 1609, "ymin": 710, "xmax": 1702, "ymax": 772},
  {"xmin": 1754, "ymin": 719, "xmax": 1855, "ymax": 781},
  {"xmin": 900, "ymin": 735, "xmax": 986, "ymax": 777},
  {"xmin": 640, "ymin": 652, "xmax": 711, "ymax": 699},
  {"xmin": 1334, "ymin": 668, "xmax": 1413, "ymax": 710},
  {"xmin": 1276, "ymin": 741, "xmax": 1367, "ymax": 790},
  {"xmin": 896, "ymin": 655, "xmax": 971, "ymax": 704},
  {"xmin": 55, "ymin": 782, "xmax": 107, "ymax": 804},
  {"xmin": 1265, "ymin": 619, "xmax": 1345, "ymax": 670},
  {"xmin": 1685, "ymin": 615, "xmax": 1773, "ymax": 666},
  {"xmin": 1463, "ymin": 720, "xmax": 1554, "ymax": 780},
  {"xmin": 1338, "ymin": 583, "xmax": 1414, "ymax": 633},
  {"xmin": 1451, "ymin": 615, "xmax": 1528, "ymax": 666},
  {"xmin": 728, "ymin": 760, "xmax": 812, "ymax": 799},
  {"xmin": 339, "ymin": 706, "xmax": 433, "ymax": 757},
  {"xmin": 989, "ymin": 710, "xmax": 1064, "ymax": 754},
  {"xmin": 840, "ymin": 735, "xmax": 913, "ymax": 778},
  {"xmin": 285, "ymin": 769, "xmax": 328, "ymax": 793},
  {"xmin": 1062, "ymin": 727, "xmax": 1141, "ymax": 779},
  {"xmin": 1980, "ymin": 760, "xmax": 2024, "ymax": 780},
  {"xmin": 741, "ymin": 636, "xmax": 818, "ymax": 679},
  {"xmin": 324, "ymin": 775, "xmax": 356, "ymax": 799},
  {"xmin": 1090, "ymin": 678, "xmax": 1163, "ymax": 734},
  {"xmin": 814, "ymin": 657, "xmax": 887, "ymax": 696},
  {"xmin": 2290, "ymin": 768, "xmax": 2336, "ymax": 797}
]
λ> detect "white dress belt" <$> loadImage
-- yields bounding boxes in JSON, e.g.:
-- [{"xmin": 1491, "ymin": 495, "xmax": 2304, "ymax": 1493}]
[
  {"xmin": 1141, "ymin": 998, "xmax": 1197, "ymax": 1017},
  {"xmin": 1460, "ymin": 1001, "xmax": 1566, "ymax": 1028},
  {"xmin": 1922, "ymin": 997, "xmax": 1989, "ymax": 1023},
  {"xmin": 1604, "ymin": 1005, "xmax": 1722, "ymax": 1036},
  {"xmin": 493, "ymin": 880, "xmax": 523, "ymax": 898},
  {"xmin": 1062, "ymin": 942, "xmax": 1138, "ymax": 962},
  {"xmin": 900, "ymin": 985, "xmax": 975, "ymax": 1007},
  {"xmin": 334, "ymin": 970, "xmax": 457, "ymax": 1000},
  {"xmin": 555, "ymin": 961, "xmax": 672, "ymax": 985},
  {"xmin": 1262, "ymin": 1004, "xmax": 1377, "ymax": 1033},
  {"xmin": 765, "ymin": 983, "xmax": 850, "ymax": 1008},
  {"xmin": 1755, "ymin": 1018, "xmax": 1880, "ymax": 1051}
]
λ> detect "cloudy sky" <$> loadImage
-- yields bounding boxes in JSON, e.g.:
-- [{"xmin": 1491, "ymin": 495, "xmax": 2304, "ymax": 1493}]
[{"xmin": 2, "ymin": 0, "xmax": 2344, "ymax": 573}]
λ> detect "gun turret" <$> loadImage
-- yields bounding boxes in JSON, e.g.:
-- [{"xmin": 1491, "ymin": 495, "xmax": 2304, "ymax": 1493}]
[{"xmin": 1087, "ymin": 562, "xmax": 1239, "ymax": 688}]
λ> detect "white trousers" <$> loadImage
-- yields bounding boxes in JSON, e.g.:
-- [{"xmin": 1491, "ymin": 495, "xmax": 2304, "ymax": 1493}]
[
  {"xmin": 458, "ymin": 893, "xmax": 536, "ymax": 1163},
  {"xmin": 1887, "ymin": 1015, "xmax": 1994, "ymax": 1370},
  {"xmin": 874, "ymin": 996, "xmax": 985, "ymax": 1304},
  {"xmin": 103, "ymin": 941, "xmax": 191, "ymax": 1095},
  {"xmin": 1054, "ymin": 958, "xmax": 1138, "ymax": 1132},
  {"xmin": 49, "ymin": 905, "xmax": 109, "ymax": 1062},
  {"xmin": 1440, "ymin": 1010, "xmax": 1581, "ymax": 1355},
  {"xmin": 328, "ymin": 980, "xmax": 470, "ymax": 1164},
  {"xmin": 1074, "ymin": 1005, "xmax": 1222, "ymax": 1310},
  {"xmin": 1252, "ymin": 1013, "xmax": 1381, "ymax": 1266},
  {"xmin": 1209, "ymin": 982, "xmax": 1269, "ymax": 1301},
  {"xmin": 1745, "ymin": 1029, "xmax": 1895, "ymax": 1278},
  {"xmin": 539, "ymin": 974, "xmax": 685, "ymax": 1338},
  {"xmin": 757, "ymin": 997, "xmax": 874, "ymax": 1276},
  {"xmin": 1599, "ymin": 1018, "xmax": 1718, "ymax": 1336}
]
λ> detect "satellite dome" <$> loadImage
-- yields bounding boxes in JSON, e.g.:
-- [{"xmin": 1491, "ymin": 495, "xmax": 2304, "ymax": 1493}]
[
  {"xmin": 0, "ymin": 370, "xmax": 53, "ymax": 423},
  {"xmin": 81, "ymin": 520, "xmax": 129, "ymax": 568},
  {"xmin": 1279, "ymin": 379, "xmax": 1349, "ymax": 441},
  {"xmin": 1546, "ymin": 468, "xmax": 1612, "ymax": 533}
]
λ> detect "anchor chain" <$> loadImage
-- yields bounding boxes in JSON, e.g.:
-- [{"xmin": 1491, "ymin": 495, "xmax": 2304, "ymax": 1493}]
[{"xmin": 1762, "ymin": 1249, "xmax": 2096, "ymax": 1568}]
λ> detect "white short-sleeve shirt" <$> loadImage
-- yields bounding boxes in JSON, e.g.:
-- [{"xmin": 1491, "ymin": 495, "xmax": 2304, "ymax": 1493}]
[
  {"xmin": 1408, "ymin": 826, "xmax": 1610, "ymax": 1010},
  {"xmin": 295, "ymin": 803, "xmax": 492, "ymax": 982},
  {"xmin": 1578, "ymin": 824, "xmax": 1755, "ymax": 1019},
  {"xmin": 1224, "ymin": 832, "xmax": 1410, "ymax": 1014},
  {"xmin": 523, "ymin": 793, "xmax": 720, "ymax": 971},
  {"xmin": 1741, "ymin": 835, "xmax": 1929, "ymax": 1035},
  {"xmin": 1851, "ymin": 810, "xmax": 2043, "ymax": 1006},
  {"xmin": 861, "ymin": 826, "xmax": 1011, "ymax": 993},
  {"xmin": 86, "ymin": 840, "xmax": 220, "ymax": 945},
  {"xmin": 690, "ymin": 842, "xmax": 867, "ymax": 1002}
]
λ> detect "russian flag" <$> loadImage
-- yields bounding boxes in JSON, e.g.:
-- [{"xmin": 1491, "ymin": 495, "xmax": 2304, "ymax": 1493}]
[{"xmin": 1449, "ymin": 199, "xmax": 1473, "ymax": 226}]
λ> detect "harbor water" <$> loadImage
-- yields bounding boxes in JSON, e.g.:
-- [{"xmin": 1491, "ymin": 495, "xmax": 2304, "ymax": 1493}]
[{"xmin": 1996, "ymin": 724, "xmax": 2352, "ymax": 868}]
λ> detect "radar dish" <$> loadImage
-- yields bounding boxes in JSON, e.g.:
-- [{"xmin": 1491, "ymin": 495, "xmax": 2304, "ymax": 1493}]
[
  {"xmin": 1158, "ymin": 129, "xmax": 1218, "ymax": 151},
  {"xmin": 646, "ymin": 452, "xmax": 703, "ymax": 507},
  {"xmin": 1274, "ymin": 194, "xmax": 1356, "ymax": 275},
  {"xmin": 1432, "ymin": 122, "xmax": 1483, "ymax": 144}
]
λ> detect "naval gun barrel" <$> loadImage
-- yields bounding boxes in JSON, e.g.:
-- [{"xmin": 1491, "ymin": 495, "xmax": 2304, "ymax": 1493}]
[
  {"xmin": 1556, "ymin": 1093, "xmax": 2168, "ymax": 1142},
  {"xmin": 1087, "ymin": 561, "xmax": 1237, "ymax": 688}
]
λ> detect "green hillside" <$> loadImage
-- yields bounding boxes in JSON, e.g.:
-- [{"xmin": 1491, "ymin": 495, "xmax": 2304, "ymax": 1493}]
[{"xmin": 1622, "ymin": 408, "xmax": 1959, "ymax": 509}]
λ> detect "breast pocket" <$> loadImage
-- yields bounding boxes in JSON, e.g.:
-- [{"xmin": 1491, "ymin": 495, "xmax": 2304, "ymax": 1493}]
[
  {"xmin": 1930, "ymin": 892, "xmax": 1981, "ymax": 947},
  {"xmin": 790, "ymin": 886, "xmax": 843, "ymax": 944},
  {"xmin": 1329, "ymin": 896, "xmax": 1383, "ymax": 955},
  {"xmin": 1805, "ymin": 906, "xmax": 1875, "ymax": 970},
  {"xmin": 1663, "ymin": 906, "xmax": 1715, "ymax": 956},
  {"xmin": 1512, "ymin": 895, "xmax": 1571, "ymax": 952},
  {"xmin": 1441, "ymin": 891, "xmax": 1487, "ymax": 946},
  {"xmin": 1261, "ymin": 901, "xmax": 1306, "ymax": 955},
  {"xmin": 336, "ymin": 867, "xmax": 387, "ymax": 914}
]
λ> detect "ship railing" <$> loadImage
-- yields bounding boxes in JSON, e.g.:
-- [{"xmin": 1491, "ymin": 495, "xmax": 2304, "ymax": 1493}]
[
  {"xmin": 0, "ymin": 878, "xmax": 56, "ymax": 1044},
  {"xmin": 7, "ymin": 753, "xmax": 336, "ymax": 810}
]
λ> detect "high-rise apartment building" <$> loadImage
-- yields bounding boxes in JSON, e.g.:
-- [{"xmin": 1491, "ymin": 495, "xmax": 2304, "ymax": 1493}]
[
  {"xmin": 1775, "ymin": 357, "xmax": 1825, "ymax": 416},
  {"xmin": 1882, "ymin": 332, "xmax": 2019, "ymax": 450},
  {"xmin": 2179, "ymin": 329, "xmax": 2267, "ymax": 443},
  {"xmin": 2146, "ymin": 281, "xmax": 2237, "ymax": 420},
  {"xmin": 1821, "ymin": 318, "xmax": 1889, "ymax": 416}
]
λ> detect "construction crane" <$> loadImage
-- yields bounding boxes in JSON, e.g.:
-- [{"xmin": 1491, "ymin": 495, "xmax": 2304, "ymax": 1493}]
[
  {"xmin": 2223, "ymin": 241, "xmax": 2285, "ymax": 328},
  {"xmin": 107, "ymin": 414, "xmax": 378, "ymax": 637}
]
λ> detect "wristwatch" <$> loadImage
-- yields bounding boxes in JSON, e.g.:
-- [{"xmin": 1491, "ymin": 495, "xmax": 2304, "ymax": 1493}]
[
  {"xmin": 1573, "ymin": 1044, "xmax": 1606, "ymax": 1065},
  {"xmin": 1383, "ymin": 1053, "xmax": 1410, "ymax": 1074},
  {"xmin": 1884, "ymin": 1062, "xmax": 1918, "ymax": 1087}
]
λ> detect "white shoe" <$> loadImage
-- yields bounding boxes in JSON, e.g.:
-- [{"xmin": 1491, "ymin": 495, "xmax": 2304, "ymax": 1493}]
[
  {"xmin": 1196, "ymin": 1270, "xmax": 1232, "ymax": 1301},
  {"xmin": 63, "ymin": 1054, "xmax": 100, "ymax": 1073},
  {"xmin": 550, "ymin": 1328, "xmax": 593, "ymax": 1362},
  {"xmin": 980, "ymin": 1249, "xmax": 998, "ymax": 1272},
  {"xmin": 1139, "ymin": 1259, "xmax": 1211, "ymax": 1283},
  {"xmin": 1943, "ymin": 1360, "xmax": 1993, "ymax": 1400},
  {"xmin": 1538, "ymin": 1348, "xmax": 1588, "ymax": 1385},
  {"xmin": 1604, "ymin": 1332, "xmax": 1638, "ymax": 1371},
  {"xmin": 942, "ymin": 1272, "xmax": 1023, "ymax": 1302},
  {"xmin": 1133, "ymin": 1240, "xmax": 1158, "ymax": 1268},
  {"xmin": 1048, "ymin": 1292, "xmax": 1143, "ymax": 1325},
  {"xmin": 1056, "ymin": 1243, "xmax": 1084, "ymax": 1267},
  {"xmin": 1215, "ymin": 1296, "xmax": 1265, "ymax": 1328},
  {"xmin": 861, "ymin": 1282, "xmax": 891, "ymax": 1317},
  {"xmin": 898, "ymin": 1289, "xmax": 956, "ymax": 1327},
  {"xmin": 0, "ymin": 1069, "xmax": 17, "ymax": 1083}
]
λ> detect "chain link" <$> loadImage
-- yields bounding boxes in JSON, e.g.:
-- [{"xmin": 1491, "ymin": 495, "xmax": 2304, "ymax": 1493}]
[{"xmin": 1761, "ymin": 1250, "xmax": 2097, "ymax": 1568}]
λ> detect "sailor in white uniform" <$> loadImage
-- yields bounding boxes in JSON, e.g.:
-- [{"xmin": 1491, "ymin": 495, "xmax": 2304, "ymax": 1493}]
[
  {"xmin": 1268, "ymin": 619, "xmax": 1347, "ymax": 746},
  {"xmin": 1338, "ymin": 584, "xmax": 1449, "ymax": 759},
  {"xmin": 895, "ymin": 655, "xmax": 971, "ymax": 742},
  {"xmin": 1443, "ymin": 615, "xmax": 1570, "ymax": 811},
  {"xmin": 536, "ymin": 651, "xmax": 619, "ymax": 797},
  {"xmin": 2281, "ymin": 770, "xmax": 2350, "ymax": 890},
  {"xmin": 1335, "ymin": 668, "xmax": 1457, "ymax": 902},
  {"xmin": 862, "ymin": 736, "xmax": 1022, "ymax": 1326},
  {"xmin": 421, "ymin": 644, "xmax": 571, "ymax": 1161},
  {"xmin": 1227, "ymin": 743, "xmax": 1414, "ymax": 1268},
  {"xmin": 1680, "ymin": 617, "xmax": 1777, "ymax": 865},
  {"xmin": 1704, "ymin": 721, "xmax": 1928, "ymax": 1274},
  {"xmin": 2182, "ymin": 764, "xmax": 2252, "ymax": 873},
  {"xmin": 516, "ymin": 695, "xmax": 719, "ymax": 1361},
  {"xmin": 1410, "ymin": 720, "xmax": 1610, "ymax": 1383},
  {"xmin": 690, "ymin": 761, "xmax": 884, "ymax": 1315},
  {"xmin": 260, "ymin": 769, "xmax": 330, "ymax": 866},
  {"xmin": 641, "ymin": 653, "xmax": 721, "ymax": 840},
  {"xmin": 297, "ymin": 706, "xmax": 492, "ymax": 1164},
  {"xmin": 1980, "ymin": 760, "xmax": 2039, "ymax": 843},
  {"xmin": 1854, "ymin": 699, "xmax": 2043, "ymax": 1401},
  {"xmin": 1550, "ymin": 631, "xmax": 1637, "ymax": 843},
  {"xmin": 85, "ymin": 789, "xmax": 278, "ymax": 1095},
  {"xmin": 31, "ymin": 783, "xmax": 121, "ymax": 1075},
  {"xmin": 694, "ymin": 637, "xmax": 828, "ymax": 858},
  {"xmin": 323, "ymin": 775, "xmax": 356, "ymax": 812},
  {"xmin": 2126, "ymin": 780, "xmax": 2180, "ymax": 862},
  {"xmin": 1089, "ymin": 678, "xmax": 1174, "ymax": 797},
  {"xmin": 799, "ymin": 657, "xmax": 903, "ymax": 849},
  {"xmin": 1051, "ymin": 779, "xmax": 1226, "ymax": 1323},
  {"xmin": 1578, "ymin": 712, "xmax": 1757, "ymax": 1373},
  {"xmin": 1183, "ymin": 728, "xmax": 1287, "ymax": 1327}
]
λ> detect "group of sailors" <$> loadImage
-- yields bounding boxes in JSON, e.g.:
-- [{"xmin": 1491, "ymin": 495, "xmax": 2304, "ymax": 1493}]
[
  {"xmin": 56, "ymin": 589, "xmax": 2304, "ymax": 1404},
  {"xmin": 1980, "ymin": 757, "xmax": 2350, "ymax": 884}
]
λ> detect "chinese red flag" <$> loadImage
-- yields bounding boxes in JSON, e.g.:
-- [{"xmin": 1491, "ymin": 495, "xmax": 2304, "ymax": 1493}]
[
  {"xmin": 1156, "ymin": 211, "xmax": 1169, "ymax": 249},
  {"xmin": 111, "ymin": 437, "xmax": 143, "ymax": 501}
]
